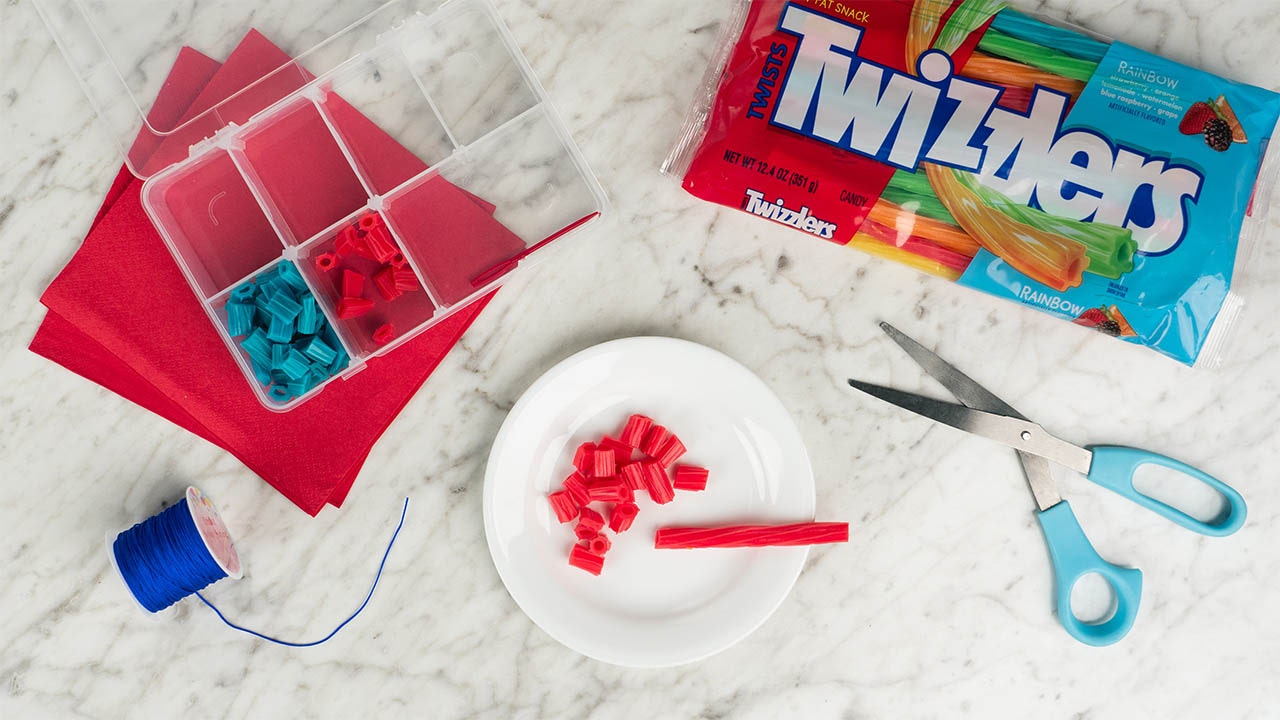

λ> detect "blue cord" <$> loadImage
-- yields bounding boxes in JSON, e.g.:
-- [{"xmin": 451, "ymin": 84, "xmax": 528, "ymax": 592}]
[{"xmin": 115, "ymin": 496, "xmax": 410, "ymax": 647}]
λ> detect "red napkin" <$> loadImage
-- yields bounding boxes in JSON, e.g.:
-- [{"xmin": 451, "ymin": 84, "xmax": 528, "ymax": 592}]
[{"xmin": 31, "ymin": 34, "xmax": 518, "ymax": 514}]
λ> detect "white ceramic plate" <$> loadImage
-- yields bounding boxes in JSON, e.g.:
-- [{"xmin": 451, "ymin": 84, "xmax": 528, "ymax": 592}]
[{"xmin": 483, "ymin": 337, "xmax": 815, "ymax": 667}]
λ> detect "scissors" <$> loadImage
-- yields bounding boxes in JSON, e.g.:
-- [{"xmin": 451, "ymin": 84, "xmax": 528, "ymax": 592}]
[{"xmin": 848, "ymin": 322, "xmax": 1247, "ymax": 646}]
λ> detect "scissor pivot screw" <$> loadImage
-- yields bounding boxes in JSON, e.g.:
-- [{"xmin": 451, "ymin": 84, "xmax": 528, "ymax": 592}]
[{"xmin": 1021, "ymin": 431, "xmax": 1033, "ymax": 441}]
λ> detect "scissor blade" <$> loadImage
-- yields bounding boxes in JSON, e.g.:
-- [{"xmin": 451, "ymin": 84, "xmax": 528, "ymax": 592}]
[
  {"xmin": 846, "ymin": 380, "xmax": 1094, "ymax": 474},
  {"xmin": 878, "ymin": 322, "xmax": 1027, "ymax": 420}
]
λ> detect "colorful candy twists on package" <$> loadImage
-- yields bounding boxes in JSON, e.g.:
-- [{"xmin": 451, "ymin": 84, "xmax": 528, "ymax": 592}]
[{"xmin": 664, "ymin": 0, "xmax": 1280, "ymax": 365}]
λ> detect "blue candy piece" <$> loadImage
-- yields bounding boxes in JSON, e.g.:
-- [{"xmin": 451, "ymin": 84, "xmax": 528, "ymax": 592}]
[
  {"xmin": 296, "ymin": 295, "xmax": 321, "ymax": 335},
  {"xmin": 231, "ymin": 282, "xmax": 257, "ymax": 303},
  {"xmin": 252, "ymin": 362, "xmax": 273, "ymax": 386},
  {"xmin": 277, "ymin": 262, "xmax": 308, "ymax": 292},
  {"xmin": 329, "ymin": 347, "xmax": 350, "ymax": 374},
  {"xmin": 268, "ymin": 385, "xmax": 292, "ymax": 403},
  {"xmin": 270, "ymin": 343, "xmax": 287, "ymax": 370},
  {"xmin": 267, "ymin": 314, "xmax": 295, "ymax": 343},
  {"xmin": 300, "ymin": 336, "xmax": 337, "ymax": 366},
  {"xmin": 280, "ymin": 349, "xmax": 312, "ymax": 381},
  {"xmin": 308, "ymin": 368, "xmax": 330, "ymax": 388},
  {"xmin": 266, "ymin": 291, "xmax": 302, "ymax": 322},
  {"xmin": 226, "ymin": 301, "xmax": 255, "ymax": 337},
  {"xmin": 286, "ymin": 379, "xmax": 310, "ymax": 397},
  {"xmin": 257, "ymin": 274, "xmax": 284, "ymax": 299},
  {"xmin": 240, "ymin": 328, "xmax": 272, "ymax": 368}
]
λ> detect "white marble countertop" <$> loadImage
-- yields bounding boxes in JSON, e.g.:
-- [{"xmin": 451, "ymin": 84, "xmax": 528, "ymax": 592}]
[{"xmin": 4, "ymin": 0, "xmax": 1280, "ymax": 717}]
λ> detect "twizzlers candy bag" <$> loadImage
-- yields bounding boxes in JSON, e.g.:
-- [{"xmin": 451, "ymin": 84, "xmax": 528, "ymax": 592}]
[{"xmin": 664, "ymin": 0, "xmax": 1280, "ymax": 365}]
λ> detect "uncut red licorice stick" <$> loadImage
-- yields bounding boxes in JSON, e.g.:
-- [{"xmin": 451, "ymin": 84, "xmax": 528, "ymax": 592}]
[{"xmin": 654, "ymin": 522, "xmax": 849, "ymax": 549}]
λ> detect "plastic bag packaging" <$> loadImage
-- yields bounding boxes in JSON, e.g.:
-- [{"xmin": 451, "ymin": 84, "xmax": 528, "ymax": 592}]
[{"xmin": 663, "ymin": 0, "xmax": 1280, "ymax": 366}]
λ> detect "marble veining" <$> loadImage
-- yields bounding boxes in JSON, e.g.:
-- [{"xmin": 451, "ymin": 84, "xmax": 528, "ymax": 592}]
[{"xmin": 3, "ymin": 0, "xmax": 1280, "ymax": 717}]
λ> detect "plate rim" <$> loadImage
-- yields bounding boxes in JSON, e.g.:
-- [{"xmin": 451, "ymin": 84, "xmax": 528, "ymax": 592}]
[{"xmin": 482, "ymin": 336, "xmax": 815, "ymax": 667}]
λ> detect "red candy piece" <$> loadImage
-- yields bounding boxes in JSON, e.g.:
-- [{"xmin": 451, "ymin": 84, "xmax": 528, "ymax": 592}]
[
  {"xmin": 654, "ymin": 522, "xmax": 850, "ymax": 549},
  {"xmin": 619, "ymin": 463, "xmax": 646, "ymax": 491},
  {"xmin": 568, "ymin": 544, "xmax": 605, "ymax": 575},
  {"xmin": 654, "ymin": 434, "xmax": 687, "ymax": 467},
  {"xmin": 364, "ymin": 225, "xmax": 400, "ymax": 264},
  {"xmin": 593, "ymin": 447, "xmax": 616, "ymax": 478},
  {"xmin": 358, "ymin": 213, "xmax": 384, "ymax": 233},
  {"xmin": 372, "ymin": 323, "xmax": 396, "ymax": 346},
  {"xmin": 563, "ymin": 471, "xmax": 591, "ymax": 506},
  {"xmin": 599, "ymin": 436, "xmax": 632, "ymax": 465},
  {"xmin": 587, "ymin": 534, "xmax": 612, "ymax": 556},
  {"xmin": 609, "ymin": 502, "xmax": 638, "ymax": 533},
  {"xmin": 620, "ymin": 414, "xmax": 652, "ymax": 449},
  {"xmin": 374, "ymin": 266, "xmax": 403, "ymax": 302},
  {"xmin": 672, "ymin": 465, "xmax": 709, "ymax": 491},
  {"xmin": 392, "ymin": 268, "xmax": 420, "ymax": 292},
  {"xmin": 587, "ymin": 477, "xmax": 630, "ymax": 504},
  {"xmin": 573, "ymin": 443, "xmax": 595, "ymax": 474},
  {"xmin": 335, "ymin": 225, "xmax": 363, "ymax": 256},
  {"xmin": 341, "ymin": 269, "xmax": 365, "ymax": 298},
  {"xmin": 390, "ymin": 252, "xmax": 408, "ymax": 269},
  {"xmin": 575, "ymin": 507, "xmax": 605, "ymax": 539},
  {"xmin": 640, "ymin": 461, "xmax": 675, "ymax": 504},
  {"xmin": 641, "ymin": 424, "xmax": 669, "ymax": 457},
  {"xmin": 547, "ymin": 491, "xmax": 579, "ymax": 523},
  {"xmin": 314, "ymin": 252, "xmax": 338, "ymax": 272},
  {"xmin": 336, "ymin": 297, "xmax": 374, "ymax": 319}
]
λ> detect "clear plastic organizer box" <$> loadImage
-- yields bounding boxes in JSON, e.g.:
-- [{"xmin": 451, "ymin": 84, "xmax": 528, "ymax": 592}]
[{"xmin": 34, "ymin": 0, "xmax": 608, "ymax": 410}]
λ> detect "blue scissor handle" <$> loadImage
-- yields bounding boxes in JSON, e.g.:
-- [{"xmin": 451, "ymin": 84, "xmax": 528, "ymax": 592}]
[
  {"xmin": 1086, "ymin": 445, "xmax": 1247, "ymax": 537},
  {"xmin": 1036, "ymin": 501, "xmax": 1143, "ymax": 647}
]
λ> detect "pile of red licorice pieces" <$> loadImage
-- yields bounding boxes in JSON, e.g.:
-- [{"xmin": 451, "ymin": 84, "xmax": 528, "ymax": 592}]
[
  {"xmin": 550, "ymin": 413, "xmax": 850, "ymax": 575},
  {"xmin": 549, "ymin": 414, "xmax": 709, "ymax": 575}
]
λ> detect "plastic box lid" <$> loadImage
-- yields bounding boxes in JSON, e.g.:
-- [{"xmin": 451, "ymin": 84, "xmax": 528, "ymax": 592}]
[{"xmin": 34, "ymin": 0, "xmax": 609, "ymax": 410}]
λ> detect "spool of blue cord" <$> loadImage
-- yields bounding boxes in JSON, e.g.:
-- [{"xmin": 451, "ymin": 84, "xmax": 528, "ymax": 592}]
[{"xmin": 109, "ymin": 487, "xmax": 408, "ymax": 647}]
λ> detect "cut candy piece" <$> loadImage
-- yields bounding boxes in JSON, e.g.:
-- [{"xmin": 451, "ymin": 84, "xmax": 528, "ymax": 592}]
[
  {"xmin": 266, "ymin": 313, "xmax": 295, "ymax": 342},
  {"xmin": 568, "ymin": 544, "xmax": 604, "ymax": 575},
  {"xmin": 279, "ymin": 349, "xmax": 312, "ymax": 381},
  {"xmin": 609, "ymin": 502, "xmax": 638, "ymax": 533},
  {"xmin": 620, "ymin": 414, "xmax": 653, "ymax": 448},
  {"xmin": 314, "ymin": 252, "xmax": 339, "ymax": 272},
  {"xmin": 640, "ymin": 461, "xmax": 675, "ymax": 504},
  {"xmin": 390, "ymin": 252, "xmax": 408, "ymax": 269},
  {"xmin": 654, "ymin": 522, "xmax": 850, "ymax": 549},
  {"xmin": 226, "ymin": 301, "xmax": 255, "ymax": 337},
  {"xmin": 335, "ymin": 227, "xmax": 363, "ymax": 257},
  {"xmin": 372, "ymin": 324, "xmax": 396, "ymax": 346},
  {"xmin": 641, "ymin": 424, "xmax": 669, "ymax": 458},
  {"xmin": 562, "ymin": 471, "xmax": 590, "ymax": 506},
  {"xmin": 593, "ymin": 447, "xmax": 616, "ymax": 478},
  {"xmin": 587, "ymin": 534, "xmax": 612, "ymax": 556},
  {"xmin": 300, "ymin": 336, "xmax": 337, "ymax": 365},
  {"xmin": 392, "ymin": 268, "xmax": 421, "ymax": 292},
  {"xmin": 548, "ymin": 491, "xmax": 579, "ymax": 524},
  {"xmin": 336, "ymin": 297, "xmax": 374, "ymax": 319},
  {"xmin": 266, "ymin": 291, "xmax": 302, "ymax": 322},
  {"xmin": 654, "ymin": 434, "xmax": 687, "ymax": 467},
  {"xmin": 575, "ymin": 507, "xmax": 605, "ymax": 540},
  {"xmin": 619, "ymin": 463, "xmax": 646, "ymax": 491},
  {"xmin": 364, "ymin": 225, "xmax": 400, "ymax": 264},
  {"xmin": 599, "ymin": 436, "xmax": 632, "ymax": 465},
  {"xmin": 341, "ymin": 269, "xmax": 365, "ymax": 298},
  {"xmin": 358, "ymin": 212, "xmax": 384, "ymax": 233},
  {"xmin": 672, "ymin": 465, "xmax": 709, "ymax": 491},
  {"xmin": 296, "ymin": 295, "xmax": 321, "ymax": 334},
  {"xmin": 573, "ymin": 442, "xmax": 595, "ymax": 474},
  {"xmin": 373, "ymin": 266, "xmax": 403, "ymax": 302},
  {"xmin": 587, "ymin": 477, "xmax": 630, "ymax": 504}
]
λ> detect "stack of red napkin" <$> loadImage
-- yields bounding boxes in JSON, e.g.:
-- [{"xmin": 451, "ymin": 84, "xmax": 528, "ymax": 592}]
[{"xmin": 30, "ymin": 31, "xmax": 526, "ymax": 514}]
